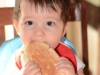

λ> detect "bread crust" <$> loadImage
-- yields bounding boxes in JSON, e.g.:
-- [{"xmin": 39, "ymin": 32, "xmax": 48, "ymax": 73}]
[{"xmin": 21, "ymin": 41, "xmax": 64, "ymax": 75}]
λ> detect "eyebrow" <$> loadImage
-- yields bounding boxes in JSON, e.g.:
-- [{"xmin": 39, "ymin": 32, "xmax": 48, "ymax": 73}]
[{"xmin": 45, "ymin": 16, "xmax": 61, "ymax": 22}]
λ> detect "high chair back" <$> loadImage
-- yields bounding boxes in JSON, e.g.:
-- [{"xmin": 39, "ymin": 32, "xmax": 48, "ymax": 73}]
[
  {"xmin": 0, "ymin": 1, "xmax": 89, "ymax": 75},
  {"xmin": 0, "ymin": 7, "xmax": 14, "ymax": 46}
]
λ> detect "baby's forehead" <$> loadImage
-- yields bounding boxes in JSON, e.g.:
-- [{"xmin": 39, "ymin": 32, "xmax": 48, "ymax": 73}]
[{"xmin": 20, "ymin": 0, "xmax": 61, "ymax": 12}]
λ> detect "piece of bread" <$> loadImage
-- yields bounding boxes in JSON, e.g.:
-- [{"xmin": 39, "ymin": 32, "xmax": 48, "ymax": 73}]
[{"xmin": 21, "ymin": 41, "xmax": 64, "ymax": 75}]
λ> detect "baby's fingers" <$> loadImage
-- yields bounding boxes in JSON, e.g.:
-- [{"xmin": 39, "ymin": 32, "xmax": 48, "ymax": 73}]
[
  {"xmin": 55, "ymin": 57, "xmax": 73, "ymax": 67},
  {"xmin": 55, "ymin": 57, "xmax": 75, "ymax": 75},
  {"xmin": 21, "ymin": 54, "xmax": 41, "ymax": 75},
  {"xmin": 21, "ymin": 61, "xmax": 41, "ymax": 75}
]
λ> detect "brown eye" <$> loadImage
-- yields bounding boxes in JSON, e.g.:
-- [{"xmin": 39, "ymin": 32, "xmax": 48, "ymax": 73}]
[
  {"xmin": 25, "ymin": 21, "xmax": 34, "ymax": 25},
  {"xmin": 46, "ymin": 21, "xmax": 55, "ymax": 26}
]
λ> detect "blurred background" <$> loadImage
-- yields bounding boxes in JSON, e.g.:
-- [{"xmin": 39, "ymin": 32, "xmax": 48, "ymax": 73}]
[{"xmin": 0, "ymin": 0, "xmax": 100, "ymax": 75}]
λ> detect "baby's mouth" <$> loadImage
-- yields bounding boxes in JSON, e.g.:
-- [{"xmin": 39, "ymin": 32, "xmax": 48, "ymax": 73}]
[{"xmin": 31, "ymin": 41, "xmax": 51, "ymax": 48}]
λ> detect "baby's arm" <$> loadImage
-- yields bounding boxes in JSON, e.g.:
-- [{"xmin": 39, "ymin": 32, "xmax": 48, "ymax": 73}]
[
  {"xmin": 55, "ymin": 57, "xmax": 76, "ymax": 75},
  {"xmin": 77, "ymin": 68, "xmax": 84, "ymax": 75}
]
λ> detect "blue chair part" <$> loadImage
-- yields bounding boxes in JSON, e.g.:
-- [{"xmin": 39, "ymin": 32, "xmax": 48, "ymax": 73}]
[
  {"xmin": 0, "ymin": 36, "xmax": 77, "ymax": 75},
  {"xmin": 60, "ymin": 37, "xmax": 77, "ymax": 55},
  {"xmin": 0, "ymin": 37, "xmax": 22, "ymax": 75}
]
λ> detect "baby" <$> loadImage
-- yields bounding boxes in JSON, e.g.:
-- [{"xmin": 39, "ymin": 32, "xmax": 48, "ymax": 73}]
[{"xmin": 3, "ymin": 0, "xmax": 85, "ymax": 75}]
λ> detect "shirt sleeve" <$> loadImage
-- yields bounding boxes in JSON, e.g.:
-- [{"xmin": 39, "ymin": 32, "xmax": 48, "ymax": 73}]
[
  {"xmin": 2, "ymin": 52, "xmax": 20, "ymax": 75},
  {"xmin": 75, "ymin": 55, "xmax": 85, "ymax": 70}
]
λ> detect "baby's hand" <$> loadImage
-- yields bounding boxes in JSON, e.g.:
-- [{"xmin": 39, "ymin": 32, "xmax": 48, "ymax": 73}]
[
  {"xmin": 20, "ymin": 54, "xmax": 41, "ymax": 75},
  {"xmin": 20, "ymin": 60, "xmax": 41, "ymax": 75},
  {"xmin": 55, "ymin": 57, "xmax": 76, "ymax": 75}
]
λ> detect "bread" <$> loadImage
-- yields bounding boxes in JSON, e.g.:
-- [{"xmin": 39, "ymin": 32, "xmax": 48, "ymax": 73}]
[{"xmin": 21, "ymin": 41, "xmax": 64, "ymax": 75}]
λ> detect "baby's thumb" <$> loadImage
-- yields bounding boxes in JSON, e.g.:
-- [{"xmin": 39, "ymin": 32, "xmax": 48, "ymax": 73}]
[{"xmin": 21, "ymin": 53, "xmax": 30, "ymax": 67}]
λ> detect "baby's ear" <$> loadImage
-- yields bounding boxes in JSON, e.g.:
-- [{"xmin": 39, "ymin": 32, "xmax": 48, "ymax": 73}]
[
  {"xmin": 13, "ymin": 19, "xmax": 19, "ymax": 33},
  {"xmin": 62, "ymin": 22, "xmax": 68, "ymax": 37}
]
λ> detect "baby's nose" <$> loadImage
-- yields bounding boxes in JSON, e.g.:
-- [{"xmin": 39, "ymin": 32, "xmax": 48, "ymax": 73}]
[
  {"xmin": 33, "ymin": 33, "xmax": 45, "ymax": 43},
  {"xmin": 34, "ymin": 28, "xmax": 45, "ymax": 36},
  {"xmin": 34, "ymin": 31, "xmax": 44, "ymax": 37}
]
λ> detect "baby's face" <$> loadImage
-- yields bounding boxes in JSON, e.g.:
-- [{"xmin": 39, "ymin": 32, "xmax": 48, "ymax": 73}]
[{"xmin": 14, "ymin": 1, "xmax": 67, "ymax": 49}]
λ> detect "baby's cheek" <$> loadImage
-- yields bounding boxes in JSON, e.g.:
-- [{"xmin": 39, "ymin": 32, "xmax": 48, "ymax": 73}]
[{"xmin": 50, "ymin": 42, "xmax": 59, "ymax": 49}]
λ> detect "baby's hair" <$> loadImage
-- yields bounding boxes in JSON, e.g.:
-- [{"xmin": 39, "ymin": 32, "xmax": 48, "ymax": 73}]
[{"xmin": 14, "ymin": 0, "xmax": 77, "ymax": 24}]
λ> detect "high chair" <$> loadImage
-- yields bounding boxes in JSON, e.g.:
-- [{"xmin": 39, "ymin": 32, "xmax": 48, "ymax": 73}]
[{"xmin": 0, "ymin": 1, "xmax": 89, "ymax": 75}]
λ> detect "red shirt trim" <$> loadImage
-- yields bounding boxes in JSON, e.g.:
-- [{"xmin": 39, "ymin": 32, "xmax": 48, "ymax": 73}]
[{"xmin": 55, "ymin": 42, "xmax": 77, "ymax": 73}]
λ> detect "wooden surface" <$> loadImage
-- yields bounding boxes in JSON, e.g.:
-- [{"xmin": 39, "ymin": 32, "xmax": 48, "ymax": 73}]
[
  {"xmin": 0, "ymin": 26, "xmax": 5, "ymax": 46},
  {"xmin": 85, "ymin": 1, "xmax": 100, "ymax": 29},
  {"xmin": 81, "ymin": 1, "xmax": 89, "ymax": 75},
  {"xmin": 0, "ymin": 7, "xmax": 14, "ymax": 45},
  {"xmin": 0, "ymin": 7, "xmax": 14, "ymax": 27}
]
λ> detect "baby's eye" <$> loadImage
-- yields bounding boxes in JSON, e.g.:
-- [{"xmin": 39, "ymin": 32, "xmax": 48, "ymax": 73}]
[
  {"xmin": 46, "ymin": 21, "xmax": 55, "ymax": 26},
  {"xmin": 25, "ymin": 21, "xmax": 34, "ymax": 25}
]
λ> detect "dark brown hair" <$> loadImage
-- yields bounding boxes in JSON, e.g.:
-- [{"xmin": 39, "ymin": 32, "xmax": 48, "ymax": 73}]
[{"xmin": 14, "ymin": 0, "xmax": 77, "ymax": 24}]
